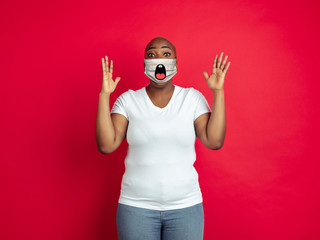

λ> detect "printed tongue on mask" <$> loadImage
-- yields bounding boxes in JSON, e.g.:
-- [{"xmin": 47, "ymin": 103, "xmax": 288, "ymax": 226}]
[
  {"xmin": 155, "ymin": 64, "xmax": 166, "ymax": 80},
  {"xmin": 156, "ymin": 73, "xmax": 165, "ymax": 79}
]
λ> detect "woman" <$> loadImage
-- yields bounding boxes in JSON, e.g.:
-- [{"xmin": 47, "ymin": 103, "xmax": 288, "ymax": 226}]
[{"xmin": 95, "ymin": 36, "xmax": 230, "ymax": 240}]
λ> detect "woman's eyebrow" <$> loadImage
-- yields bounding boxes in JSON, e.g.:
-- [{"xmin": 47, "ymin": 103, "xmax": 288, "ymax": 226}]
[{"xmin": 146, "ymin": 46, "xmax": 172, "ymax": 51}]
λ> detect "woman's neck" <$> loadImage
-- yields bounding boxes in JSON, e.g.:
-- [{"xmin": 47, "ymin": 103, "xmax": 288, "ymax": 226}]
[{"xmin": 146, "ymin": 81, "xmax": 174, "ymax": 98}]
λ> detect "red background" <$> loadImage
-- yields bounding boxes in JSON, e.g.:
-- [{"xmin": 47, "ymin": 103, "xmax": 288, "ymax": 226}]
[{"xmin": 1, "ymin": 0, "xmax": 319, "ymax": 239}]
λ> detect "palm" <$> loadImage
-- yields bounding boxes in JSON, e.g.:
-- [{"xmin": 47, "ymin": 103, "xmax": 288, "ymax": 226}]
[
  {"xmin": 104, "ymin": 71, "xmax": 117, "ymax": 92},
  {"xmin": 101, "ymin": 56, "xmax": 121, "ymax": 94},
  {"xmin": 203, "ymin": 52, "xmax": 231, "ymax": 90}
]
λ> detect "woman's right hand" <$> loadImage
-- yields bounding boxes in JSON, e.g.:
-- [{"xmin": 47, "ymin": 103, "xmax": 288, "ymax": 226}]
[{"xmin": 101, "ymin": 56, "xmax": 121, "ymax": 94}]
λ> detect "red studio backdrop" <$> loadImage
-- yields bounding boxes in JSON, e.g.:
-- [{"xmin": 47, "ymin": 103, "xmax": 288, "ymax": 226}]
[{"xmin": 1, "ymin": 0, "xmax": 319, "ymax": 239}]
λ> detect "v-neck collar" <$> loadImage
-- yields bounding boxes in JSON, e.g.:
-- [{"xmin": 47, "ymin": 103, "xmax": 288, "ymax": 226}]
[{"xmin": 144, "ymin": 85, "xmax": 177, "ymax": 111}]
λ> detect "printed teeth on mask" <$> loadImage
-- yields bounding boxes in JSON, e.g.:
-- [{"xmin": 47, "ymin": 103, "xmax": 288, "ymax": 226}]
[{"xmin": 155, "ymin": 64, "xmax": 166, "ymax": 80}]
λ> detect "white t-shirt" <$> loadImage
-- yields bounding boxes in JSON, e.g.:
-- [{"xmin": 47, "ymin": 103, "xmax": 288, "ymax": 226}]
[{"xmin": 110, "ymin": 84, "xmax": 211, "ymax": 210}]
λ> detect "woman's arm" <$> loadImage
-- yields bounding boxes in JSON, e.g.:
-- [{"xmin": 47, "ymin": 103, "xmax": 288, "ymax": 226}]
[
  {"xmin": 195, "ymin": 52, "xmax": 230, "ymax": 150},
  {"xmin": 95, "ymin": 56, "xmax": 128, "ymax": 154},
  {"xmin": 194, "ymin": 89, "xmax": 226, "ymax": 150},
  {"xmin": 95, "ymin": 92, "xmax": 128, "ymax": 154}
]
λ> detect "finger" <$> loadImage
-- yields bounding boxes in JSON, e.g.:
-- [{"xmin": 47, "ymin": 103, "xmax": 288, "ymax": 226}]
[
  {"xmin": 110, "ymin": 60, "xmax": 113, "ymax": 74},
  {"xmin": 202, "ymin": 71, "xmax": 209, "ymax": 80},
  {"xmin": 115, "ymin": 77, "xmax": 121, "ymax": 86},
  {"xmin": 223, "ymin": 61, "xmax": 231, "ymax": 74},
  {"xmin": 101, "ymin": 58, "xmax": 106, "ymax": 73},
  {"xmin": 105, "ymin": 56, "xmax": 109, "ymax": 72},
  {"xmin": 221, "ymin": 55, "xmax": 228, "ymax": 70},
  {"xmin": 217, "ymin": 52, "xmax": 223, "ymax": 69},
  {"xmin": 212, "ymin": 55, "xmax": 218, "ymax": 72}
]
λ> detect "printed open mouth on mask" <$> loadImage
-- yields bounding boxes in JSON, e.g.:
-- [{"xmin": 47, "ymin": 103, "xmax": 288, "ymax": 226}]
[
  {"xmin": 144, "ymin": 59, "xmax": 177, "ymax": 83},
  {"xmin": 155, "ymin": 64, "xmax": 166, "ymax": 80}
]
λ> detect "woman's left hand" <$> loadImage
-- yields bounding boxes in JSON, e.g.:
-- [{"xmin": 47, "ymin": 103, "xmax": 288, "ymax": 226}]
[{"xmin": 202, "ymin": 52, "xmax": 231, "ymax": 91}]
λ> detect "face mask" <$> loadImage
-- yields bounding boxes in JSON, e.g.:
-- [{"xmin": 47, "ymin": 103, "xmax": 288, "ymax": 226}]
[{"xmin": 144, "ymin": 58, "xmax": 177, "ymax": 83}]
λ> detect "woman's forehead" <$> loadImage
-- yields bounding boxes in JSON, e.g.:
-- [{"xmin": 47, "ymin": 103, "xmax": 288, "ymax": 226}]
[
  {"xmin": 146, "ymin": 40, "xmax": 173, "ymax": 49},
  {"xmin": 145, "ymin": 39, "xmax": 176, "ymax": 55}
]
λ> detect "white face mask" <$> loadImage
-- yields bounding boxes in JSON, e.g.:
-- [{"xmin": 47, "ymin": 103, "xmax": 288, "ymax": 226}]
[{"xmin": 144, "ymin": 58, "xmax": 177, "ymax": 83}]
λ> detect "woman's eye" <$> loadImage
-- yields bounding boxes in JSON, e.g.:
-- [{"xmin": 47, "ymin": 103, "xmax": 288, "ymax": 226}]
[
  {"xmin": 148, "ymin": 53, "xmax": 155, "ymax": 57},
  {"xmin": 164, "ymin": 52, "xmax": 171, "ymax": 57}
]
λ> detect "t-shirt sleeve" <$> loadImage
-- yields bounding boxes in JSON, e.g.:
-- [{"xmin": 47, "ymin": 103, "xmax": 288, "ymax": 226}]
[
  {"xmin": 110, "ymin": 92, "xmax": 129, "ymax": 120},
  {"xmin": 193, "ymin": 89, "xmax": 212, "ymax": 121}
]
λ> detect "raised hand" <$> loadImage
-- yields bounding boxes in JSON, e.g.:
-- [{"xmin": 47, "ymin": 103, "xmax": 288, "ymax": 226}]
[
  {"xmin": 202, "ymin": 52, "xmax": 231, "ymax": 91},
  {"xmin": 101, "ymin": 56, "xmax": 121, "ymax": 94}
]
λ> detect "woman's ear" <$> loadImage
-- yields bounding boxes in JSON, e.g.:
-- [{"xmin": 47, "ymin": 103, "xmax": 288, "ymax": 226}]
[{"xmin": 176, "ymin": 60, "xmax": 178, "ymax": 68}]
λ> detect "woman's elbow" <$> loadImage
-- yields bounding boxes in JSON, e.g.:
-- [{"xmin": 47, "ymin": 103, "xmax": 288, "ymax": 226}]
[
  {"xmin": 97, "ymin": 145, "xmax": 115, "ymax": 154},
  {"xmin": 214, "ymin": 143, "xmax": 223, "ymax": 150},
  {"xmin": 208, "ymin": 141, "xmax": 224, "ymax": 150}
]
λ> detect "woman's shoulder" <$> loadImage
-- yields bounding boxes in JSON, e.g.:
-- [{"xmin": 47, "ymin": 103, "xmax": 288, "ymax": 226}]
[
  {"xmin": 175, "ymin": 84, "xmax": 203, "ymax": 98},
  {"xmin": 115, "ymin": 86, "xmax": 145, "ymax": 100}
]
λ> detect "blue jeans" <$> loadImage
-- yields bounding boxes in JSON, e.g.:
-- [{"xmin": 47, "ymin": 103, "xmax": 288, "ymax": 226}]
[{"xmin": 116, "ymin": 202, "xmax": 204, "ymax": 240}]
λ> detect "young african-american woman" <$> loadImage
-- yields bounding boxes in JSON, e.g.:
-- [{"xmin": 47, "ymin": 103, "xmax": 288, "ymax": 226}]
[{"xmin": 95, "ymin": 36, "xmax": 230, "ymax": 240}]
